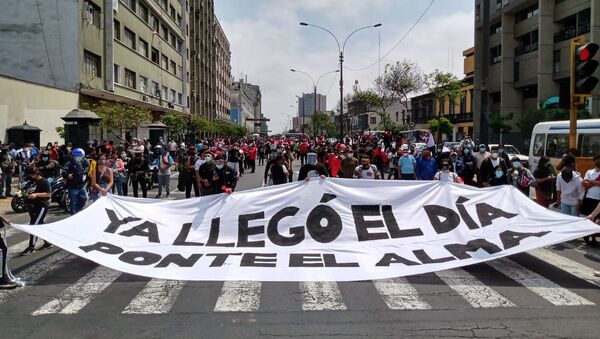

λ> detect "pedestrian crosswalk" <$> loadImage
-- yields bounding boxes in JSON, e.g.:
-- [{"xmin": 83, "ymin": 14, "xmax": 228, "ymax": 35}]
[{"xmin": 1, "ymin": 240, "xmax": 600, "ymax": 315}]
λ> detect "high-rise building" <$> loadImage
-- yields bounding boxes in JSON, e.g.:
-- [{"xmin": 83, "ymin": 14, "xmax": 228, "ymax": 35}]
[
  {"xmin": 0, "ymin": 0, "xmax": 189, "ymax": 144},
  {"xmin": 473, "ymin": 0, "xmax": 599, "ymax": 148},
  {"xmin": 189, "ymin": 0, "xmax": 215, "ymax": 121},
  {"xmin": 214, "ymin": 19, "xmax": 231, "ymax": 121},
  {"xmin": 230, "ymin": 78, "xmax": 262, "ymax": 132},
  {"xmin": 297, "ymin": 93, "xmax": 326, "ymax": 118}
]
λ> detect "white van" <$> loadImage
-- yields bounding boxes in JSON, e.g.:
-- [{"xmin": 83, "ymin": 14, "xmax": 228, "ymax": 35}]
[{"xmin": 528, "ymin": 119, "xmax": 600, "ymax": 169}]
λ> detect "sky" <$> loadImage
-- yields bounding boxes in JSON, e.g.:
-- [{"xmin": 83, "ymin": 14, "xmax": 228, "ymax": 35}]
[{"xmin": 215, "ymin": 0, "xmax": 474, "ymax": 134}]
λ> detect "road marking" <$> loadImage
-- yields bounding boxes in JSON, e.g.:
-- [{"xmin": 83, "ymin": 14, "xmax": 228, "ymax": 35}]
[
  {"xmin": 4, "ymin": 227, "xmax": 19, "ymax": 238},
  {"xmin": 0, "ymin": 251, "xmax": 76, "ymax": 304},
  {"xmin": 32, "ymin": 266, "xmax": 121, "ymax": 315},
  {"xmin": 122, "ymin": 279, "xmax": 185, "ymax": 314},
  {"xmin": 487, "ymin": 258, "xmax": 594, "ymax": 306},
  {"xmin": 557, "ymin": 242, "xmax": 600, "ymax": 262},
  {"xmin": 213, "ymin": 281, "xmax": 261, "ymax": 312},
  {"xmin": 434, "ymin": 268, "xmax": 515, "ymax": 308},
  {"xmin": 0, "ymin": 239, "xmax": 30, "ymax": 269},
  {"xmin": 299, "ymin": 281, "xmax": 347, "ymax": 311},
  {"xmin": 372, "ymin": 277, "xmax": 431, "ymax": 310},
  {"xmin": 528, "ymin": 248, "xmax": 600, "ymax": 288}
]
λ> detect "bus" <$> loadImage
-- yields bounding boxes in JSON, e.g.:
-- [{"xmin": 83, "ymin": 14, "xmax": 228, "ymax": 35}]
[
  {"xmin": 396, "ymin": 129, "xmax": 436, "ymax": 149},
  {"xmin": 282, "ymin": 132, "xmax": 306, "ymax": 140},
  {"xmin": 528, "ymin": 119, "xmax": 600, "ymax": 170}
]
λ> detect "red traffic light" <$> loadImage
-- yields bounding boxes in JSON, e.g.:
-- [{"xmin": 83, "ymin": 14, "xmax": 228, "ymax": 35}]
[{"xmin": 577, "ymin": 43, "xmax": 599, "ymax": 62}]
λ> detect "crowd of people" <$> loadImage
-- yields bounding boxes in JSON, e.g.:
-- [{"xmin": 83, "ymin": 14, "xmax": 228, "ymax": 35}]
[{"xmin": 1, "ymin": 129, "xmax": 600, "ymax": 254}]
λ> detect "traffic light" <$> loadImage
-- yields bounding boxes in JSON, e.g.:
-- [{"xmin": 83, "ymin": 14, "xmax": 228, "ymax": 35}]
[{"xmin": 574, "ymin": 43, "xmax": 600, "ymax": 95}]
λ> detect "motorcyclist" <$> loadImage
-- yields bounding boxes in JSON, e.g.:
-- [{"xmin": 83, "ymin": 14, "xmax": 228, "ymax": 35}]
[
  {"xmin": 36, "ymin": 150, "xmax": 61, "ymax": 184},
  {"xmin": 128, "ymin": 148, "xmax": 149, "ymax": 198},
  {"xmin": 62, "ymin": 148, "xmax": 88, "ymax": 215}
]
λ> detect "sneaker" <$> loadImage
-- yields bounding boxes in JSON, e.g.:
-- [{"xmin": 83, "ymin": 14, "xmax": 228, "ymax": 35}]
[
  {"xmin": 0, "ymin": 196, "xmax": 6, "ymax": 199},
  {"xmin": 39, "ymin": 242, "xmax": 54, "ymax": 250},
  {"xmin": 20, "ymin": 246, "xmax": 36, "ymax": 256},
  {"xmin": 155, "ymin": 193, "xmax": 161, "ymax": 198},
  {"xmin": 5, "ymin": 194, "xmax": 13, "ymax": 198},
  {"xmin": 165, "ymin": 193, "xmax": 170, "ymax": 198},
  {"xmin": 594, "ymin": 271, "xmax": 600, "ymax": 277}
]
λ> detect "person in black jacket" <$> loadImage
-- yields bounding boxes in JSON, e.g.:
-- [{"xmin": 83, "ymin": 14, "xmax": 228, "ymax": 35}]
[
  {"xmin": 21, "ymin": 168, "xmax": 52, "ymax": 256},
  {"xmin": 298, "ymin": 152, "xmax": 328, "ymax": 181},
  {"xmin": 267, "ymin": 155, "xmax": 289, "ymax": 185},
  {"xmin": 128, "ymin": 150, "xmax": 149, "ymax": 198},
  {"xmin": 198, "ymin": 156, "xmax": 236, "ymax": 195},
  {"xmin": 479, "ymin": 146, "xmax": 508, "ymax": 187}
]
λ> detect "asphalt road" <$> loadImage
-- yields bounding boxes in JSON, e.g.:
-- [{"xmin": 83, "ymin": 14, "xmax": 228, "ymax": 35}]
[{"xmin": 2, "ymin": 160, "xmax": 600, "ymax": 338}]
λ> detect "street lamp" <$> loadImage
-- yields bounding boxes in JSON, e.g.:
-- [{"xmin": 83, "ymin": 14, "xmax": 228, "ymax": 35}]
[
  {"xmin": 300, "ymin": 22, "xmax": 382, "ymax": 139},
  {"xmin": 290, "ymin": 68, "xmax": 339, "ymax": 134}
]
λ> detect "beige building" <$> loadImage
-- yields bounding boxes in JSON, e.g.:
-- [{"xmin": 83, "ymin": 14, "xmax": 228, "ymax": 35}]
[
  {"xmin": 189, "ymin": 0, "xmax": 216, "ymax": 121},
  {"xmin": 214, "ymin": 19, "xmax": 232, "ymax": 121},
  {"xmin": 473, "ymin": 0, "xmax": 600, "ymax": 149}
]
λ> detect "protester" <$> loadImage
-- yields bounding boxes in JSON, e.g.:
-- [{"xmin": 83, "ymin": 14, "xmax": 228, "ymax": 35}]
[
  {"xmin": 155, "ymin": 148, "xmax": 174, "ymax": 198},
  {"xmin": 0, "ymin": 146, "xmax": 14, "ymax": 198},
  {"xmin": 479, "ymin": 146, "xmax": 507, "ymax": 187},
  {"xmin": 128, "ymin": 149, "xmax": 149, "ymax": 198},
  {"xmin": 298, "ymin": 152, "xmax": 327, "ymax": 181},
  {"xmin": 353, "ymin": 155, "xmax": 381, "ymax": 180},
  {"xmin": 21, "ymin": 168, "xmax": 52, "ymax": 256},
  {"xmin": 508, "ymin": 156, "xmax": 535, "ymax": 196},
  {"xmin": 398, "ymin": 147, "xmax": 416, "ymax": 180},
  {"xmin": 555, "ymin": 162, "xmax": 584, "ymax": 216},
  {"xmin": 533, "ymin": 156, "xmax": 555, "ymax": 208},
  {"xmin": 489, "ymin": 165, "xmax": 509, "ymax": 186},
  {"xmin": 267, "ymin": 155, "xmax": 289, "ymax": 185},
  {"xmin": 90, "ymin": 159, "xmax": 113, "ymax": 201},
  {"xmin": 434, "ymin": 160, "xmax": 461, "ymax": 183},
  {"xmin": 36, "ymin": 150, "xmax": 61, "ymax": 184},
  {"xmin": 415, "ymin": 149, "xmax": 437, "ymax": 180},
  {"xmin": 582, "ymin": 155, "xmax": 600, "ymax": 216},
  {"xmin": 340, "ymin": 149, "xmax": 358, "ymax": 179},
  {"xmin": 62, "ymin": 148, "xmax": 88, "ymax": 214}
]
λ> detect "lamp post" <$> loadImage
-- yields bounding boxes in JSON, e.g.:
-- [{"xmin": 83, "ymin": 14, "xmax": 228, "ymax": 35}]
[
  {"xmin": 300, "ymin": 22, "xmax": 382, "ymax": 140},
  {"xmin": 290, "ymin": 69, "xmax": 339, "ymax": 135}
]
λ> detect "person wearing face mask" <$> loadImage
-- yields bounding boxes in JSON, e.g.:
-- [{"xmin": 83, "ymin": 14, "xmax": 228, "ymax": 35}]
[
  {"xmin": 155, "ymin": 149, "xmax": 173, "ymax": 199},
  {"xmin": 415, "ymin": 149, "xmax": 438, "ymax": 180},
  {"xmin": 398, "ymin": 148, "xmax": 416, "ymax": 180},
  {"xmin": 533, "ymin": 156, "xmax": 555, "ymax": 207},
  {"xmin": 488, "ymin": 165, "xmax": 509, "ymax": 186},
  {"xmin": 0, "ymin": 145, "xmax": 14, "ymax": 199},
  {"xmin": 459, "ymin": 147, "xmax": 477, "ymax": 186},
  {"xmin": 497, "ymin": 144, "xmax": 510, "ymax": 164},
  {"xmin": 180, "ymin": 147, "xmax": 199, "ymax": 199},
  {"xmin": 473, "ymin": 144, "xmax": 490, "ymax": 172},
  {"xmin": 448, "ymin": 151, "xmax": 464, "ymax": 174},
  {"xmin": 434, "ymin": 160, "xmax": 461, "ymax": 183},
  {"xmin": 36, "ymin": 150, "xmax": 60, "ymax": 185},
  {"xmin": 508, "ymin": 156, "xmax": 535, "ymax": 196},
  {"xmin": 479, "ymin": 146, "xmax": 507, "ymax": 187},
  {"xmin": 16, "ymin": 145, "xmax": 35, "ymax": 184},
  {"xmin": 387, "ymin": 149, "xmax": 401, "ymax": 180},
  {"xmin": 340, "ymin": 149, "xmax": 358, "ymax": 179},
  {"xmin": 555, "ymin": 161, "xmax": 584, "ymax": 216},
  {"xmin": 581, "ymin": 155, "xmax": 600, "ymax": 217},
  {"xmin": 227, "ymin": 143, "xmax": 241, "ymax": 178},
  {"xmin": 459, "ymin": 135, "xmax": 475, "ymax": 151},
  {"xmin": 109, "ymin": 151, "xmax": 126, "ymax": 196},
  {"xmin": 298, "ymin": 152, "xmax": 328, "ymax": 181},
  {"xmin": 266, "ymin": 155, "xmax": 289, "ymax": 186},
  {"xmin": 127, "ymin": 149, "xmax": 150, "ymax": 198},
  {"xmin": 353, "ymin": 155, "xmax": 381, "ymax": 180},
  {"xmin": 62, "ymin": 148, "xmax": 88, "ymax": 214},
  {"xmin": 198, "ymin": 156, "xmax": 236, "ymax": 195}
]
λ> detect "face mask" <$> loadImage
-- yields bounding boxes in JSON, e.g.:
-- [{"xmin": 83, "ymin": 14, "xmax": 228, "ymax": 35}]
[
  {"xmin": 562, "ymin": 169, "xmax": 573, "ymax": 182},
  {"xmin": 479, "ymin": 148, "xmax": 485, "ymax": 153},
  {"xmin": 495, "ymin": 170, "xmax": 504, "ymax": 178},
  {"xmin": 512, "ymin": 161, "xmax": 521, "ymax": 168},
  {"xmin": 402, "ymin": 152, "xmax": 408, "ymax": 157},
  {"xmin": 121, "ymin": 153, "xmax": 127, "ymax": 159},
  {"xmin": 205, "ymin": 156, "xmax": 212, "ymax": 162},
  {"xmin": 307, "ymin": 157, "xmax": 317, "ymax": 165},
  {"xmin": 41, "ymin": 156, "xmax": 49, "ymax": 161},
  {"xmin": 464, "ymin": 149, "xmax": 469, "ymax": 155},
  {"xmin": 216, "ymin": 164, "xmax": 224, "ymax": 169},
  {"xmin": 491, "ymin": 153, "xmax": 498, "ymax": 159},
  {"xmin": 74, "ymin": 156, "xmax": 83, "ymax": 163},
  {"xmin": 442, "ymin": 165, "xmax": 449, "ymax": 172}
]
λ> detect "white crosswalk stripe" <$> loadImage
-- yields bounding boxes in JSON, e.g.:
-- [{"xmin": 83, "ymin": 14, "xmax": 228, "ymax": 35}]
[
  {"xmin": 487, "ymin": 257, "xmax": 594, "ymax": 306},
  {"xmin": 0, "ymin": 251, "xmax": 76, "ymax": 305},
  {"xmin": 0, "ymin": 239, "xmax": 29, "ymax": 269},
  {"xmin": 299, "ymin": 281, "xmax": 347, "ymax": 311},
  {"xmin": 528, "ymin": 248, "xmax": 600, "ymax": 288},
  {"xmin": 32, "ymin": 266, "xmax": 122, "ymax": 315},
  {"xmin": 435, "ymin": 268, "xmax": 515, "ymax": 308},
  {"xmin": 213, "ymin": 281, "xmax": 261, "ymax": 312},
  {"xmin": 373, "ymin": 277, "xmax": 431, "ymax": 310},
  {"xmin": 123, "ymin": 279, "xmax": 185, "ymax": 314}
]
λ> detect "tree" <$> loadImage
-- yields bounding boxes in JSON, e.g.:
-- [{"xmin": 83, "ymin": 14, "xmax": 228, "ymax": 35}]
[
  {"xmin": 85, "ymin": 101, "xmax": 152, "ymax": 139},
  {"xmin": 312, "ymin": 111, "xmax": 333, "ymax": 136},
  {"xmin": 352, "ymin": 89, "xmax": 384, "ymax": 110},
  {"xmin": 55, "ymin": 126, "xmax": 65, "ymax": 140},
  {"xmin": 489, "ymin": 112, "xmax": 514, "ymax": 142},
  {"xmin": 427, "ymin": 117, "xmax": 453, "ymax": 137},
  {"xmin": 517, "ymin": 107, "xmax": 591, "ymax": 138},
  {"xmin": 375, "ymin": 60, "xmax": 425, "ymax": 115},
  {"xmin": 161, "ymin": 112, "xmax": 187, "ymax": 139},
  {"xmin": 426, "ymin": 70, "xmax": 465, "ymax": 142}
]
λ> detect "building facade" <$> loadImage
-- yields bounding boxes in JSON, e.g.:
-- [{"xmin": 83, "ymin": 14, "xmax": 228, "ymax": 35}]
[
  {"xmin": 214, "ymin": 19, "xmax": 231, "ymax": 122},
  {"xmin": 297, "ymin": 93, "xmax": 327, "ymax": 118},
  {"xmin": 473, "ymin": 0, "xmax": 600, "ymax": 149},
  {"xmin": 230, "ymin": 79, "xmax": 262, "ymax": 132}
]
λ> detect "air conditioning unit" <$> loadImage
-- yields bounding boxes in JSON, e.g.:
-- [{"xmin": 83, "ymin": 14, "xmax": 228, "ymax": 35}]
[{"xmin": 142, "ymin": 95, "xmax": 149, "ymax": 101}]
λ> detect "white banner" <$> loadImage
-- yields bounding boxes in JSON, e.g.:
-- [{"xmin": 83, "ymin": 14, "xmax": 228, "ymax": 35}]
[{"xmin": 11, "ymin": 179, "xmax": 600, "ymax": 281}]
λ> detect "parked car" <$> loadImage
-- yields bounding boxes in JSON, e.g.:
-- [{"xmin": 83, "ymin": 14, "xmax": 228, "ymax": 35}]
[{"xmin": 488, "ymin": 144, "xmax": 529, "ymax": 168}]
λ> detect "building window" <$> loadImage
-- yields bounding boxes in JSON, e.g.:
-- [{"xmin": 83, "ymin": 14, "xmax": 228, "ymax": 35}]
[
  {"xmin": 123, "ymin": 0, "xmax": 136, "ymax": 11},
  {"xmin": 369, "ymin": 117, "xmax": 377, "ymax": 125},
  {"xmin": 170, "ymin": 60, "xmax": 176, "ymax": 75},
  {"xmin": 138, "ymin": 38, "xmax": 148, "ymax": 57},
  {"xmin": 124, "ymin": 68, "xmax": 136, "ymax": 89},
  {"xmin": 84, "ymin": 50, "xmax": 101, "ymax": 77},
  {"xmin": 177, "ymin": 14, "xmax": 182, "ymax": 28},
  {"xmin": 113, "ymin": 64, "xmax": 120, "ymax": 84},
  {"xmin": 522, "ymin": 84, "xmax": 538, "ymax": 99},
  {"xmin": 491, "ymin": 92, "xmax": 501, "ymax": 104},
  {"xmin": 490, "ymin": 22, "xmax": 502, "ymax": 35},
  {"xmin": 161, "ymin": 54, "xmax": 168, "ymax": 69},
  {"xmin": 515, "ymin": 4, "xmax": 539, "ymax": 23},
  {"xmin": 162, "ymin": 86, "xmax": 168, "ymax": 101},
  {"xmin": 84, "ymin": 1, "xmax": 101, "ymax": 28},
  {"xmin": 139, "ymin": 76, "xmax": 148, "ymax": 93},
  {"xmin": 490, "ymin": 44, "xmax": 502, "ymax": 64},
  {"xmin": 553, "ymin": 50, "xmax": 561, "ymax": 73},
  {"xmin": 123, "ymin": 27, "xmax": 136, "ymax": 50},
  {"xmin": 161, "ymin": 0, "xmax": 168, "ymax": 10},
  {"xmin": 514, "ymin": 30, "xmax": 538, "ymax": 56},
  {"xmin": 113, "ymin": 19, "xmax": 121, "ymax": 40},
  {"xmin": 170, "ymin": 33, "xmax": 176, "ymax": 47},
  {"xmin": 178, "ymin": 93, "xmax": 182, "ymax": 105},
  {"xmin": 170, "ymin": 5, "xmax": 176, "ymax": 20},
  {"xmin": 151, "ymin": 15, "xmax": 159, "ymax": 33},
  {"xmin": 161, "ymin": 24, "xmax": 168, "ymax": 40},
  {"xmin": 170, "ymin": 89, "xmax": 176, "ymax": 102},
  {"xmin": 460, "ymin": 95, "xmax": 467, "ymax": 113},
  {"xmin": 152, "ymin": 81, "xmax": 160, "ymax": 97},
  {"xmin": 137, "ymin": 3, "xmax": 148, "ymax": 23},
  {"xmin": 151, "ymin": 47, "xmax": 159, "ymax": 64},
  {"xmin": 514, "ymin": 62, "xmax": 520, "ymax": 82}
]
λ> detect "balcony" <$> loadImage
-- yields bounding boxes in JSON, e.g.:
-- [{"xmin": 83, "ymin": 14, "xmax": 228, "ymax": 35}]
[
  {"xmin": 554, "ymin": 22, "xmax": 590, "ymax": 43},
  {"xmin": 514, "ymin": 42, "xmax": 538, "ymax": 57},
  {"xmin": 447, "ymin": 112, "xmax": 474, "ymax": 123}
]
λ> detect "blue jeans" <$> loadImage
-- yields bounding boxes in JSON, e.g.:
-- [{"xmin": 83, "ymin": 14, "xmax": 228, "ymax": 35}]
[
  {"xmin": 0, "ymin": 172, "xmax": 11, "ymax": 196},
  {"xmin": 68, "ymin": 187, "xmax": 88, "ymax": 215},
  {"xmin": 560, "ymin": 203, "xmax": 578, "ymax": 216},
  {"xmin": 114, "ymin": 173, "xmax": 123, "ymax": 196},
  {"xmin": 91, "ymin": 183, "xmax": 111, "ymax": 202}
]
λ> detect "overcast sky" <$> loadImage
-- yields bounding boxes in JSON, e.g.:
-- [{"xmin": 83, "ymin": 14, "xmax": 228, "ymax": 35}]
[{"xmin": 215, "ymin": 0, "xmax": 474, "ymax": 133}]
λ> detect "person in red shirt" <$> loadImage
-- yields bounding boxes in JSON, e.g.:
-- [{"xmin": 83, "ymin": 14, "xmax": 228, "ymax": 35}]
[
  {"xmin": 298, "ymin": 141, "xmax": 309, "ymax": 167},
  {"xmin": 248, "ymin": 144, "xmax": 257, "ymax": 173}
]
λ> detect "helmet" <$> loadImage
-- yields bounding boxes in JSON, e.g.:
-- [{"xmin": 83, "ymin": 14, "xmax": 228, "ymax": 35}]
[
  {"xmin": 41, "ymin": 150, "xmax": 50, "ymax": 157},
  {"xmin": 154, "ymin": 145, "xmax": 163, "ymax": 150},
  {"xmin": 72, "ymin": 148, "xmax": 85, "ymax": 157}
]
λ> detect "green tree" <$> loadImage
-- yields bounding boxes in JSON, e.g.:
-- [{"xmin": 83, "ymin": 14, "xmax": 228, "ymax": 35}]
[
  {"xmin": 375, "ymin": 59, "xmax": 425, "ymax": 114},
  {"xmin": 352, "ymin": 90, "xmax": 384, "ymax": 110},
  {"xmin": 426, "ymin": 70, "xmax": 465, "ymax": 141},
  {"xmin": 489, "ymin": 112, "xmax": 514, "ymax": 137},
  {"xmin": 55, "ymin": 126, "xmax": 65, "ymax": 140},
  {"xmin": 517, "ymin": 107, "xmax": 591, "ymax": 138},
  {"xmin": 427, "ymin": 117, "xmax": 453, "ymax": 136},
  {"xmin": 161, "ymin": 112, "xmax": 187, "ymax": 139},
  {"xmin": 87, "ymin": 100, "xmax": 152, "ymax": 138},
  {"xmin": 311, "ymin": 111, "xmax": 333, "ymax": 136},
  {"xmin": 189, "ymin": 115, "xmax": 212, "ymax": 135}
]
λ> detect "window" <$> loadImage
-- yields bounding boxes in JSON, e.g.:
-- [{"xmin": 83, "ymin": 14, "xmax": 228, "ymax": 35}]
[
  {"xmin": 123, "ymin": 27, "xmax": 136, "ymax": 50},
  {"xmin": 124, "ymin": 69, "xmax": 136, "ymax": 89},
  {"xmin": 546, "ymin": 134, "xmax": 568, "ymax": 158},
  {"xmin": 490, "ymin": 22, "xmax": 502, "ymax": 35},
  {"xmin": 460, "ymin": 95, "xmax": 467, "ymax": 113},
  {"xmin": 161, "ymin": 54, "xmax": 168, "ymax": 69},
  {"xmin": 170, "ymin": 33, "xmax": 176, "ymax": 47},
  {"xmin": 151, "ymin": 47, "xmax": 159, "ymax": 64},
  {"xmin": 113, "ymin": 64, "xmax": 120, "ymax": 83},
  {"xmin": 490, "ymin": 44, "xmax": 502, "ymax": 64},
  {"xmin": 170, "ymin": 5, "xmax": 176, "ymax": 19},
  {"xmin": 522, "ymin": 84, "xmax": 538, "ymax": 99},
  {"xmin": 151, "ymin": 15, "xmax": 159, "ymax": 33},
  {"xmin": 533, "ymin": 134, "xmax": 546, "ymax": 157},
  {"xmin": 516, "ymin": 4, "xmax": 539, "ymax": 23},
  {"xmin": 514, "ymin": 62, "xmax": 519, "ymax": 82},
  {"xmin": 152, "ymin": 81, "xmax": 160, "ymax": 97},
  {"xmin": 491, "ymin": 92, "xmax": 501, "ymax": 104},
  {"xmin": 579, "ymin": 133, "xmax": 600, "ymax": 157},
  {"xmin": 177, "ymin": 14, "xmax": 182, "ymax": 28},
  {"xmin": 170, "ymin": 60, "xmax": 176, "ymax": 74},
  {"xmin": 85, "ymin": 1, "xmax": 101, "ymax": 28},
  {"xmin": 161, "ymin": 0, "xmax": 168, "ymax": 10},
  {"xmin": 162, "ymin": 86, "xmax": 168, "ymax": 100},
  {"xmin": 553, "ymin": 50, "xmax": 561, "ymax": 73},
  {"xmin": 161, "ymin": 24, "xmax": 168, "ymax": 40},
  {"xmin": 137, "ymin": 3, "xmax": 148, "ymax": 23},
  {"xmin": 83, "ymin": 50, "xmax": 101, "ymax": 77},
  {"xmin": 138, "ymin": 38, "xmax": 148, "ymax": 57},
  {"xmin": 514, "ymin": 30, "xmax": 538, "ymax": 56},
  {"xmin": 170, "ymin": 89, "xmax": 176, "ymax": 102},
  {"xmin": 496, "ymin": 0, "xmax": 502, "ymax": 10},
  {"xmin": 123, "ymin": 0, "xmax": 135, "ymax": 11},
  {"xmin": 178, "ymin": 93, "xmax": 182, "ymax": 105},
  {"xmin": 369, "ymin": 117, "xmax": 377, "ymax": 125},
  {"xmin": 113, "ymin": 19, "xmax": 121, "ymax": 40},
  {"xmin": 139, "ymin": 76, "xmax": 148, "ymax": 93}
]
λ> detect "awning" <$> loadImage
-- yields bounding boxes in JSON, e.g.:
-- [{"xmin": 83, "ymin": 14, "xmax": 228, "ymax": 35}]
[
  {"xmin": 80, "ymin": 88, "xmax": 189, "ymax": 116},
  {"xmin": 7, "ymin": 121, "xmax": 42, "ymax": 131},
  {"xmin": 543, "ymin": 96, "xmax": 559, "ymax": 108}
]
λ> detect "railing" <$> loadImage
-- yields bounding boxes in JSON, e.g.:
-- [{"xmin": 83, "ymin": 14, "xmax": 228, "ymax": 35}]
[
  {"xmin": 514, "ymin": 42, "xmax": 538, "ymax": 57},
  {"xmin": 554, "ymin": 23, "xmax": 589, "ymax": 43}
]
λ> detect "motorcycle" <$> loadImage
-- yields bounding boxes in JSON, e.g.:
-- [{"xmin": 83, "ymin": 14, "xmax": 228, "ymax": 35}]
[
  {"xmin": 50, "ymin": 177, "xmax": 69, "ymax": 212},
  {"xmin": 10, "ymin": 180, "xmax": 35, "ymax": 213}
]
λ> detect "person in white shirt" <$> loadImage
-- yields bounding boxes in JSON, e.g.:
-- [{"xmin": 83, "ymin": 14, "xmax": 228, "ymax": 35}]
[
  {"xmin": 582, "ymin": 155, "xmax": 600, "ymax": 216},
  {"xmin": 555, "ymin": 166, "xmax": 585, "ymax": 216},
  {"xmin": 434, "ymin": 160, "xmax": 461, "ymax": 183},
  {"xmin": 353, "ymin": 155, "xmax": 381, "ymax": 180}
]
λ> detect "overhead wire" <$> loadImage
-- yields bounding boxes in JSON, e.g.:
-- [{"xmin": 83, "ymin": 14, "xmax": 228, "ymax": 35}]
[{"xmin": 344, "ymin": 0, "xmax": 436, "ymax": 72}]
